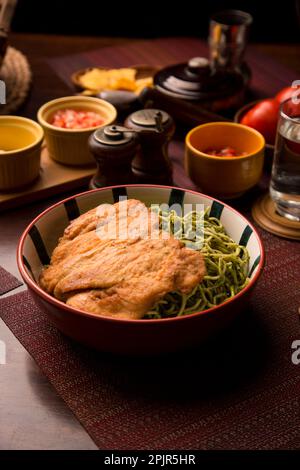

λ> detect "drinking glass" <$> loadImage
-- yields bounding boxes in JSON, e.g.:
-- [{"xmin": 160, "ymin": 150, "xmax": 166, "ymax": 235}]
[
  {"xmin": 209, "ymin": 10, "xmax": 252, "ymax": 72},
  {"xmin": 270, "ymin": 97, "xmax": 300, "ymax": 221}
]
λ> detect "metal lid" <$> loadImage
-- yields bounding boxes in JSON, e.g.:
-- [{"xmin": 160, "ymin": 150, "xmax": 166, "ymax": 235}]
[
  {"xmin": 130, "ymin": 109, "xmax": 169, "ymax": 128},
  {"xmin": 94, "ymin": 125, "xmax": 135, "ymax": 146}
]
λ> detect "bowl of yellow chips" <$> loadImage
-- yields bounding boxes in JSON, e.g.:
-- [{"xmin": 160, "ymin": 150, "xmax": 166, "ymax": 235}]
[{"xmin": 71, "ymin": 65, "xmax": 156, "ymax": 96}]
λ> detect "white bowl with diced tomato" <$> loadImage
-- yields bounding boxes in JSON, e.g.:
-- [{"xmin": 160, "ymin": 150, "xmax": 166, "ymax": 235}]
[{"xmin": 37, "ymin": 96, "xmax": 117, "ymax": 166}]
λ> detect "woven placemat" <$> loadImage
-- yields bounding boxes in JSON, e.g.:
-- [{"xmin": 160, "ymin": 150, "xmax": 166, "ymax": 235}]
[
  {"xmin": 46, "ymin": 37, "xmax": 299, "ymax": 98},
  {"xmin": 0, "ymin": 46, "xmax": 32, "ymax": 114},
  {"xmin": 0, "ymin": 224, "xmax": 300, "ymax": 450},
  {"xmin": 0, "ymin": 265, "xmax": 22, "ymax": 295}
]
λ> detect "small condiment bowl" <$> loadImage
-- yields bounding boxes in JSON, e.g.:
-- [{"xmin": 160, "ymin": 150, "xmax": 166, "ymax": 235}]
[
  {"xmin": 37, "ymin": 96, "xmax": 117, "ymax": 166},
  {"xmin": 185, "ymin": 122, "xmax": 265, "ymax": 199},
  {"xmin": 0, "ymin": 116, "xmax": 44, "ymax": 191}
]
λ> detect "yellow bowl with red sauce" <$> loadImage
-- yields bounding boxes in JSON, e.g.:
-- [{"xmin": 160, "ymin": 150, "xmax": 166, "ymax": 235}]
[
  {"xmin": 185, "ymin": 122, "xmax": 265, "ymax": 199},
  {"xmin": 37, "ymin": 96, "xmax": 117, "ymax": 166}
]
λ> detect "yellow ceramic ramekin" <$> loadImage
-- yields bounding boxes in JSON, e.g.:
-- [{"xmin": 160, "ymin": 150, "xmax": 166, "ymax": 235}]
[
  {"xmin": 185, "ymin": 122, "xmax": 265, "ymax": 199},
  {"xmin": 37, "ymin": 96, "xmax": 117, "ymax": 166},
  {"xmin": 0, "ymin": 116, "xmax": 44, "ymax": 191}
]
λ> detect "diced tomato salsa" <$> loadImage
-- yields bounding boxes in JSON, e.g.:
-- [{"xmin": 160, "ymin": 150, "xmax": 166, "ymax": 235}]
[
  {"xmin": 51, "ymin": 109, "xmax": 104, "ymax": 129},
  {"xmin": 204, "ymin": 147, "xmax": 246, "ymax": 157}
]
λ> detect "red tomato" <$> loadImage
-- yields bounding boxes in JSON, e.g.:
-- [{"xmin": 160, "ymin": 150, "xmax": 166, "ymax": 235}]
[
  {"xmin": 51, "ymin": 109, "xmax": 104, "ymax": 129},
  {"xmin": 275, "ymin": 86, "xmax": 300, "ymax": 104},
  {"xmin": 240, "ymin": 99, "xmax": 279, "ymax": 144}
]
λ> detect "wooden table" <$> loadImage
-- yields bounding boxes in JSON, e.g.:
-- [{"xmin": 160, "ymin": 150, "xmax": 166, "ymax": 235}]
[{"xmin": 0, "ymin": 33, "xmax": 299, "ymax": 450}]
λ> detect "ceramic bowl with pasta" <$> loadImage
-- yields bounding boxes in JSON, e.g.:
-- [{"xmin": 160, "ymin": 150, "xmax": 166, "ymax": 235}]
[{"xmin": 18, "ymin": 185, "xmax": 264, "ymax": 355}]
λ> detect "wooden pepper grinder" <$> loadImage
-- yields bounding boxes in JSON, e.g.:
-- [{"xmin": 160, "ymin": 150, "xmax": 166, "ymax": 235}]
[
  {"xmin": 124, "ymin": 108, "xmax": 175, "ymax": 185},
  {"xmin": 88, "ymin": 125, "xmax": 140, "ymax": 188}
]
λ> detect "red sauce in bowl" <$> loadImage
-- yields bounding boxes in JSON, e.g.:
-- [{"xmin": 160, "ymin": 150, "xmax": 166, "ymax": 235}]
[
  {"xmin": 204, "ymin": 146, "xmax": 247, "ymax": 157},
  {"xmin": 51, "ymin": 109, "xmax": 104, "ymax": 129}
]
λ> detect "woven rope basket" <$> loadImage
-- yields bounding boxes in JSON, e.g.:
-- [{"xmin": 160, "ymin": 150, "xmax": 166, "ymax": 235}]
[{"xmin": 0, "ymin": 46, "xmax": 32, "ymax": 114}]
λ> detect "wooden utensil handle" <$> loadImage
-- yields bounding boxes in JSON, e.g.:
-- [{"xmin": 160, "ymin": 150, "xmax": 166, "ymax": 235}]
[{"xmin": 139, "ymin": 87, "xmax": 230, "ymax": 126}]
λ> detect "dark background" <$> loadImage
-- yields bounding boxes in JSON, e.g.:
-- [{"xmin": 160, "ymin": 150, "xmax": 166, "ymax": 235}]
[{"xmin": 11, "ymin": 0, "xmax": 300, "ymax": 42}]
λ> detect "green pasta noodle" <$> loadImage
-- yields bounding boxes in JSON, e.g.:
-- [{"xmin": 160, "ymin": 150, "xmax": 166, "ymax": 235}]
[{"xmin": 144, "ymin": 207, "xmax": 250, "ymax": 319}]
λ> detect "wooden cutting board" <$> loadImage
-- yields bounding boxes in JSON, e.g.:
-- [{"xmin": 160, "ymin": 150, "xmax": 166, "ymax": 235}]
[{"xmin": 0, "ymin": 146, "xmax": 95, "ymax": 212}]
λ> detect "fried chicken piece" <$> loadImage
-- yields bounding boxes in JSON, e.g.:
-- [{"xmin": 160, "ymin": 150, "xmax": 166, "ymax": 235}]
[{"xmin": 40, "ymin": 199, "xmax": 206, "ymax": 319}]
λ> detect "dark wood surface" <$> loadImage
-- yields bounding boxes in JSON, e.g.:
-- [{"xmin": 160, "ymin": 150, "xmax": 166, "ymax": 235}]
[{"xmin": 0, "ymin": 33, "xmax": 299, "ymax": 450}]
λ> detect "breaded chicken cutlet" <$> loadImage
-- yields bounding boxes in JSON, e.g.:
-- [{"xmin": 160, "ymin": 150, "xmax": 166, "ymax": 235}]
[{"xmin": 40, "ymin": 199, "xmax": 206, "ymax": 319}]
